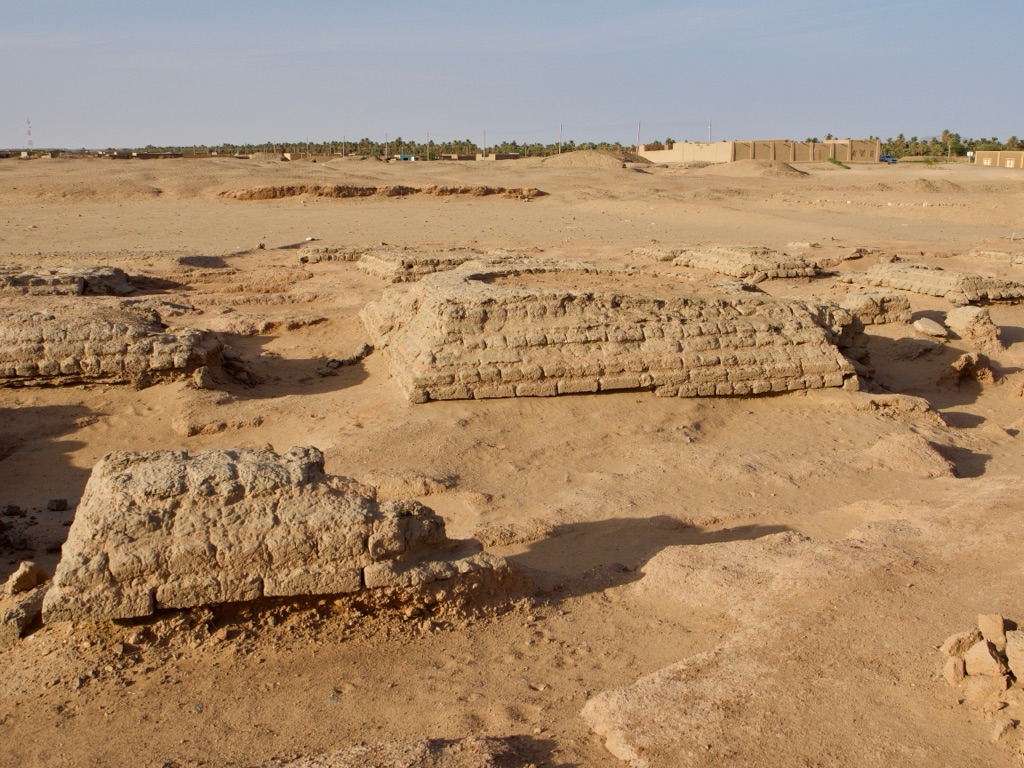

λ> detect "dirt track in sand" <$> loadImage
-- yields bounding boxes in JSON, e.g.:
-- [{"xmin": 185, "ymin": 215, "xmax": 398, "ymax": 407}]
[{"xmin": 1, "ymin": 154, "xmax": 1024, "ymax": 767}]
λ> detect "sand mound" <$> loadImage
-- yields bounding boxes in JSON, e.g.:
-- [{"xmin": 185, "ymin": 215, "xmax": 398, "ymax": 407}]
[
  {"xmin": 324, "ymin": 154, "xmax": 383, "ymax": 163},
  {"xmin": 907, "ymin": 178, "xmax": 962, "ymax": 193},
  {"xmin": 872, "ymin": 179, "xmax": 964, "ymax": 194},
  {"xmin": 540, "ymin": 150, "xmax": 629, "ymax": 170},
  {"xmin": 694, "ymin": 159, "xmax": 808, "ymax": 178},
  {"xmin": 858, "ymin": 433, "xmax": 957, "ymax": 478},
  {"xmin": 219, "ymin": 185, "xmax": 544, "ymax": 201}
]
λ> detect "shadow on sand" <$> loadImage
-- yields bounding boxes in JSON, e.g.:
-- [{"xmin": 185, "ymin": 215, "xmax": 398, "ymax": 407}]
[
  {"xmin": 506, "ymin": 515, "xmax": 790, "ymax": 600},
  {"xmin": 206, "ymin": 332, "xmax": 372, "ymax": 400},
  {"xmin": 0, "ymin": 403, "xmax": 95, "ymax": 581}
]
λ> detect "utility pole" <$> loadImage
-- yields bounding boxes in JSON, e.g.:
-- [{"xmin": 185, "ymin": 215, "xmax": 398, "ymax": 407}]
[
  {"xmin": 385, "ymin": 133, "xmax": 389, "ymax": 161},
  {"xmin": 26, "ymin": 117, "xmax": 32, "ymax": 151},
  {"xmin": 708, "ymin": 118, "xmax": 712, "ymax": 143},
  {"xmin": 636, "ymin": 121, "xmax": 641, "ymax": 154},
  {"xmin": 482, "ymin": 130, "xmax": 486, "ymax": 159},
  {"xmin": 558, "ymin": 123, "xmax": 563, "ymax": 154},
  {"xmin": 427, "ymin": 131, "xmax": 430, "ymax": 161}
]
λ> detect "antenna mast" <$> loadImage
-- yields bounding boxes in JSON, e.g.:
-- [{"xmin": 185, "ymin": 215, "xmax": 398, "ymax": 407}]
[{"xmin": 26, "ymin": 117, "xmax": 33, "ymax": 150}]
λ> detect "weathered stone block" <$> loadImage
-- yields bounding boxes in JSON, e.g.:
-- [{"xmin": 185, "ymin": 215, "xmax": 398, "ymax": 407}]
[
  {"xmin": 943, "ymin": 656, "xmax": 966, "ymax": 687},
  {"xmin": 43, "ymin": 447, "xmax": 507, "ymax": 622},
  {"xmin": 838, "ymin": 292, "xmax": 912, "ymax": 325},
  {"xmin": 1005, "ymin": 631, "xmax": 1024, "ymax": 678},
  {"xmin": 946, "ymin": 307, "xmax": 1004, "ymax": 355},
  {"xmin": 964, "ymin": 640, "xmax": 1009, "ymax": 677},
  {"xmin": 3, "ymin": 561, "xmax": 47, "ymax": 595},
  {"xmin": 1, "ymin": 583, "xmax": 48, "ymax": 649},
  {"xmin": 978, "ymin": 613, "xmax": 1008, "ymax": 651}
]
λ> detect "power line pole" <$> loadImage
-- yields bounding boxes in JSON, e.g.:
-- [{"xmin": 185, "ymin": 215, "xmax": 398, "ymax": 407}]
[
  {"xmin": 708, "ymin": 118, "xmax": 712, "ymax": 143},
  {"xmin": 482, "ymin": 130, "xmax": 486, "ymax": 159},
  {"xmin": 26, "ymin": 117, "xmax": 32, "ymax": 150},
  {"xmin": 558, "ymin": 123, "xmax": 563, "ymax": 154},
  {"xmin": 636, "ymin": 121, "xmax": 641, "ymax": 154}
]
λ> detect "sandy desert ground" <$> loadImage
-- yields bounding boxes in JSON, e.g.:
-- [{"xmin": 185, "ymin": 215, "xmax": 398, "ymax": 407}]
[{"xmin": 1, "ymin": 151, "xmax": 1023, "ymax": 767}]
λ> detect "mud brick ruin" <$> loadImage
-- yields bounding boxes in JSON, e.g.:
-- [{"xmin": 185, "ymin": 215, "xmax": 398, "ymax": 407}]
[
  {"xmin": 355, "ymin": 247, "xmax": 493, "ymax": 283},
  {"xmin": 300, "ymin": 243, "xmax": 522, "ymax": 283},
  {"xmin": 0, "ymin": 264, "xmax": 136, "ymax": 296},
  {"xmin": 837, "ymin": 292, "xmax": 913, "ymax": 326},
  {"xmin": 361, "ymin": 260, "xmax": 856, "ymax": 403},
  {"xmin": 840, "ymin": 262, "xmax": 1024, "ymax": 305},
  {"xmin": 43, "ymin": 446, "xmax": 505, "ymax": 622},
  {"xmin": 672, "ymin": 246, "xmax": 819, "ymax": 282},
  {"xmin": 0, "ymin": 301, "xmax": 220, "ymax": 386}
]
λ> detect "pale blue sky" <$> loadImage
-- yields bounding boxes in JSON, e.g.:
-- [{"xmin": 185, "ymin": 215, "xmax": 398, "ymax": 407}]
[{"xmin": 1, "ymin": 0, "xmax": 1018, "ymax": 149}]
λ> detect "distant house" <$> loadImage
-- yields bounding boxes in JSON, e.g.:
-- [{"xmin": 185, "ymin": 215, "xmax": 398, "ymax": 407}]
[
  {"xmin": 974, "ymin": 150, "xmax": 1024, "ymax": 169},
  {"xmin": 638, "ymin": 139, "xmax": 880, "ymax": 164}
]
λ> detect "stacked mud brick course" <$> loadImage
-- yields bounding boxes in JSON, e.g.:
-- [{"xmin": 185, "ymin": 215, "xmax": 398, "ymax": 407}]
[
  {"xmin": 0, "ymin": 301, "xmax": 220, "ymax": 386},
  {"xmin": 300, "ymin": 243, "xmax": 523, "ymax": 281},
  {"xmin": 356, "ymin": 247, "xmax": 504, "ymax": 283},
  {"xmin": 672, "ymin": 246, "xmax": 819, "ymax": 282},
  {"xmin": 361, "ymin": 260, "xmax": 856, "ymax": 403},
  {"xmin": 836, "ymin": 292, "xmax": 913, "ymax": 326},
  {"xmin": 0, "ymin": 265, "xmax": 136, "ymax": 296},
  {"xmin": 840, "ymin": 262, "xmax": 1024, "ymax": 306},
  {"xmin": 43, "ymin": 446, "xmax": 506, "ymax": 622}
]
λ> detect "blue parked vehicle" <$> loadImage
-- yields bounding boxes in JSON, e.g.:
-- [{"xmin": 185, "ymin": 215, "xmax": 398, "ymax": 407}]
[{"xmin": 879, "ymin": 154, "xmax": 898, "ymax": 164}]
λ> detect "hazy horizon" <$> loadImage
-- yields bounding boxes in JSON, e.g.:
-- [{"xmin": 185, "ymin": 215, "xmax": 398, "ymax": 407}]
[{"xmin": 1, "ymin": 0, "xmax": 1019, "ymax": 150}]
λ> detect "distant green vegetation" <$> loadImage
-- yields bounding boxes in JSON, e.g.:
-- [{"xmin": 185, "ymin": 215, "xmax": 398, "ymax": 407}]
[
  {"xmin": 827, "ymin": 157, "xmax": 850, "ymax": 169},
  {"xmin": 21, "ymin": 129, "xmax": 1021, "ymax": 159},
  {"xmin": 118, "ymin": 137, "xmax": 637, "ymax": 159},
  {"xmin": 877, "ymin": 130, "xmax": 1020, "ymax": 159}
]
